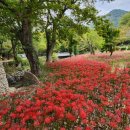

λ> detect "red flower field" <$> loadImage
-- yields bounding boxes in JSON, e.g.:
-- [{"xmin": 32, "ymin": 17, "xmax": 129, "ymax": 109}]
[{"xmin": 0, "ymin": 55, "xmax": 130, "ymax": 130}]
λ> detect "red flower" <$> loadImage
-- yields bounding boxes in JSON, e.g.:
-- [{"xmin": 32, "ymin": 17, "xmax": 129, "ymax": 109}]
[
  {"xmin": 10, "ymin": 113, "xmax": 17, "ymax": 119},
  {"xmin": 16, "ymin": 106, "xmax": 23, "ymax": 112},
  {"xmin": 109, "ymin": 122, "xmax": 117, "ymax": 128},
  {"xmin": 44, "ymin": 117, "xmax": 53, "ymax": 124},
  {"xmin": 36, "ymin": 99, "xmax": 42, "ymax": 106},
  {"xmin": 34, "ymin": 120, "xmax": 40, "ymax": 126},
  {"xmin": 80, "ymin": 109, "xmax": 86, "ymax": 119},
  {"xmin": 85, "ymin": 127, "xmax": 92, "ymax": 130},
  {"xmin": 125, "ymin": 106, "xmax": 130, "ymax": 114},
  {"xmin": 0, "ymin": 121, "xmax": 3, "ymax": 126},
  {"xmin": 125, "ymin": 127, "xmax": 130, "ymax": 130},
  {"xmin": 75, "ymin": 126, "xmax": 82, "ymax": 130},
  {"xmin": 60, "ymin": 127, "xmax": 66, "ymax": 130},
  {"xmin": 100, "ymin": 118, "xmax": 106, "ymax": 124},
  {"xmin": 66, "ymin": 113, "xmax": 76, "ymax": 121}
]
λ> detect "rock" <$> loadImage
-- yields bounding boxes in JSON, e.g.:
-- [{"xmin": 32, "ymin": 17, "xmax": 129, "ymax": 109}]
[
  {"xmin": 0, "ymin": 62, "xmax": 9, "ymax": 95},
  {"xmin": 6, "ymin": 70, "xmax": 40, "ymax": 90},
  {"xmin": 23, "ymin": 71, "xmax": 40, "ymax": 85},
  {"xmin": 7, "ymin": 74, "xmax": 16, "ymax": 84},
  {"xmin": 9, "ymin": 87, "xmax": 16, "ymax": 92},
  {"xmin": 14, "ymin": 71, "xmax": 24, "ymax": 81},
  {"xmin": 7, "ymin": 70, "xmax": 25, "ymax": 85}
]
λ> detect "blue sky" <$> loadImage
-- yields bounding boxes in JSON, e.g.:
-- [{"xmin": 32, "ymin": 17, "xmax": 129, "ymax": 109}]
[{"xmin": 95, "ymin": 0, "xmax": 130, "ymax": 15}]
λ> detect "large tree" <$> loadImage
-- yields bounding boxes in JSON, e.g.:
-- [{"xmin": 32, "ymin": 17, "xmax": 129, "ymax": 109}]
[
  {"xmin": 94, "ymin": 17, "xmax": 119, "ymax": 56},
  {"xmin": 81, "ymin": 29, "xmax": 105, "ymax": 54},
  {"xmin": 120, "ymin": 12, "xmax": 130, "ymax": 27},
  {"xmin": 0, "ymin": 0, "xmax": 42, "ymax": 75},
  {"xmin": 42, "ymin": 0, "xmax": 115, "ymax": 62},
  {"xmin": 57, "ymin": 16, "xmax": 88, "ymax": 56},
  {"xmin": 118, "ymin": 12, "xmax": 130, "ymax": 43}
]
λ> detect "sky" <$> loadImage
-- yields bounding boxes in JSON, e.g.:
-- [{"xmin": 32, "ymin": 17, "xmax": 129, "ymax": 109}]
[{"xmin": 95, "ymin": 0, "xmax": 130, "ymax": 15}]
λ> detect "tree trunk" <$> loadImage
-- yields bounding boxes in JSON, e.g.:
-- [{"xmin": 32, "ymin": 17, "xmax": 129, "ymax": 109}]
[
  {"xmin": 68, "ymin": 36, "xmax": 74, "ymax": 57},
  {"xmin": 46, "ymin": 42, "xmax": 54, "ymax": 62},
  {"xmin": 68, "ymin": 40, "xmax": 73, "ymax": 57},
  {"xmin": 74, "ymin": 45, "xmax": 78, "ymax": 56},
  {"xmin": 20, "ymin": 18, "xmax": 40, "ymax": 76},
  {"xmin": 91, "ymin": 46, "xmax": 95, "ymax": 55},
  {"xmin": 45, "ymin": 27, "xmax": 56, "ymax": 62},
  {"xmin": 109, "ymin": 45, "xmax": 113, "ymax": 56},
  {"xmin": 11, "ymin": 38, "xmax": 19, "ymax": 66},
  {"xmin": 110, "ymin": 49, "xmax": 113, "ymax": 56},
  {"xmin": 69, "ymin": 44, "xmax": 73, "ymax": 57},
  {"xmin": 89, "ymin": 43, "xmax": 95, "ymax": 55}
]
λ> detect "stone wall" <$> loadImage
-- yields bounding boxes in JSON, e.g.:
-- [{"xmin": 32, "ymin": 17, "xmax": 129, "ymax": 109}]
[{"xmin": 0, "ymin": 62, "xmax": 9, "ymax": 95}]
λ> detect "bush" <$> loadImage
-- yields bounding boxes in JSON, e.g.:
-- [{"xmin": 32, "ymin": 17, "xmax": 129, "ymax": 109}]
[
  {"xmin": 17, "ymin": 55, "xmax": 29, "ymax": 69},
  {"xmin": 52, "ymin": 52, "xmax": 58, "ymax": 61},
  {"xmin": 127, "ymin": 46, "xmax": 130, "ymax": 50},
  {"xmin": 3, "ymin": 61, "xmax": 17, "ymax": 74},
  {"xmin": 120, "ymin": 46, "xmax": 127, "ymax": 51},
  {"xmin": 21, "ymin": 58, "xmax": 29, "ymax": 67},
  {"xmin": 115, "ymin": 46, "xmax": 120, "ymax": 51}
]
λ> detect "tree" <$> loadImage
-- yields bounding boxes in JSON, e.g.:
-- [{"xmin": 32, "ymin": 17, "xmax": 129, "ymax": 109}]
[
  {"xmin": 68, "ymin": 31, "xmax": 78, "ymax": 56},
  {"xmin": 94, "ymin": 17, "xmax": 119, "ymax": 56},
  {"xmin": 57, "ymin": 16, "xmax": 88, "ymax": 56},
  {"xmin": 81, "ymin": 29, "xmax": 105, "ymax": 54},
  {"xmin": 0, "ymin": 0, "xmax": 42, "ymax": 75},
  {"xmin": 118, "ymin": 12, "xmax": 130, "ymax": 43},
  {"xmin": 42, "ymin": 0, "xmax": 113, "ymax": 62},
  {"xmin": 43, "ymin": 0, "xmax": 72, "ymax": 62},
  {"xmin": 0, "ymin": 0, "xmax": 116, "ymax": 66},
  {"xmin": 120, "ymin": 12, "xmax": 130, "ymax": 27},
  {"xmin": 33, "ymin": 33, "xmax": 47, "ymax": 56}
]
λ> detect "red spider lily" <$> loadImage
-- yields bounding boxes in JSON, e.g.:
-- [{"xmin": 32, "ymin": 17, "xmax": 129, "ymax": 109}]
[{"xmin": 0, "ymin": 55, "xmax": 130, "ymax": 129}]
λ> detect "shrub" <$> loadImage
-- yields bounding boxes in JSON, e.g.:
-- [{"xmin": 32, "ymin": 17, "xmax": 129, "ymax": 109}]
[
  {"xmin": 120, "ymin": 46, "xmax": 127, "ymax": 51},
  {"xmin": 115, "ymin": 46, "xmax": 120, "ymax": 51},
  {"xmin": 127, "ymin": 46, "xmax": 130, "ymax": 50},
  {"xmin": 52, "ymin": 52, "xmax": 58, "ymax": 61}
]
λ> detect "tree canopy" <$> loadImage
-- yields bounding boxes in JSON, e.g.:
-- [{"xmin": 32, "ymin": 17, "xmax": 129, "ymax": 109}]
[
  {"xmin": 81, "ymin": 29, "xmax": 105, "ymax": 54},
  {"xmin": 0, "ymin": 0, "xmax": 116, "ymax": 74},
  {"xmin": 120, "ymin": 12, "xmax": 130, "ymax": 27},
  {"xmin": 118, "ymin": 12, "xmax": 130, "ymax": 43}
]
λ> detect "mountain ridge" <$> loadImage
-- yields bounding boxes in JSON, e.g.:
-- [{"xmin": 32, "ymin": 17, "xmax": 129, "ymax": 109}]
[{"xmin": 106, "ymin": 9, "xmax": 129, "ymax": 27}]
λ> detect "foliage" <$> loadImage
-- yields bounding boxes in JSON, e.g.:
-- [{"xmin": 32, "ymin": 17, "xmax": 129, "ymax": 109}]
[
  {"xmin": 52, "ymin": 52, "xmax": 58, "ymax": 61},
  {"xmin": 94, "ymin": 17, "xmax": 119, "ymax": 55},
  {"xmin": 33, "ymin": 33, "xmax": 46, "ymax": 56},
  {"xmin": 118, "ymin": 12, "xmax": 130, "ymax": 43},
  {"xmin": 57, "ymin": 17, "xmax": 88, "ymax": 55},
  {"xmin": 120, "ymin": 12, "xmax": 130, "ymax": 27},
  {"xmin": 43, "ymin": 0, "xmax": 99, "ymax": 61},
  {"xmin": 0, "ymin": 0, "xmax": 43, "ymax": 75},
  {"xmin": 0, "ymin": 0, "xmax": 117, "ymax": 63},
  {"xmin": 118, "ymin": 26, "xmax": 130, "ymax": 42},
  {"xmin": 80, "ymin": 29, "xmax": 105, "ymax": 54}
]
